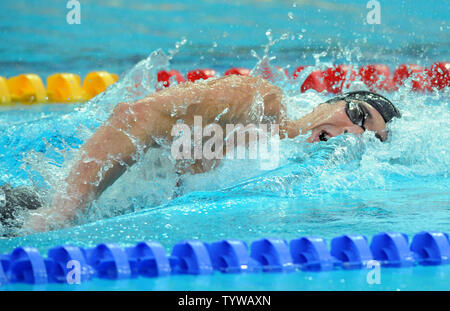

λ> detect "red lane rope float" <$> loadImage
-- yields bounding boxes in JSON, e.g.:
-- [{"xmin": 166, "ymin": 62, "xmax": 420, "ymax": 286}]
[
  {"xmin": 292, "ymin": 64, "xmax": 358, "ymax": 94},
  {"xmin": 224, "ymin": 67, "xmax": 250, "ymax": 76},
  {"xmin": 291, "ymin": 62, "xmax": 448, "ymax": 94},
  {"xmin": 261, "ymin": 66, "xmax": 289, "ymax": 81},
  {"xmin": 322, "ymin": 64, "xmax": 357, "ymax": 94},
  {"xmin": 292, "ymin": 65, "xmax": 307, "ymax": 79},
  {"xmin": 428, "ymin": 62, "xmax": 450, "ymax": 90},
  {"xmin": 391, "ymin": 62, "xmax": 449, "ymax": 92},
  {"xmin": 186, "ymin": 68, "xmax": 217, "ymax": 82},
  {"xmin": 358, "ymin": 64, "xmax": 395, "ymax": 92},
  {"xmin": 157, "ymin": 70, "xmax": 185, "ymax": 87},
  {"xmin": 1, "ymin": 63, "xmax": 448, "ymax": 105},
  {"xmin": 301, "ymin": 70, "xmax": 325, "ymax": 93},
  {"xmin": 392, "ymin": 64, "xmax": 425, "ymax": 90},
  {"xmin": 293, "ymin": 66, "xmax": 326, "ymax": 93}
]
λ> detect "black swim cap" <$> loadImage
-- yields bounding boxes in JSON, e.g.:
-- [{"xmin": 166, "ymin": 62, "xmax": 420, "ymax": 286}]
[
  {"xmin": 0, "ymin": 184, "xmax": 42, "ymax": 236},
  {"xmin": 336, "ymin": 91, "xmax": 401, "ymax": 123}
]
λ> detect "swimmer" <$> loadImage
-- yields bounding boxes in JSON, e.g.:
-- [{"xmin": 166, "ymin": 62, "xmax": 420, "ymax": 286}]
[{"xmin": 7, "ymin": 75, "xmax": 400, "ymax": 234}]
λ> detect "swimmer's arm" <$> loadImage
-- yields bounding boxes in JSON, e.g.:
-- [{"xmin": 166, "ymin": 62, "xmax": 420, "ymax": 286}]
[
  {"xmin": 25, "ymin": 75, "xmax": 282, "ymax": 231},
  {"xmin": 27, "ymin": 101, "xmax": 168, "ymax": 229},
  {"xmin": 69, "ymin": 75, "xmax": 281, "ymax": 209}
]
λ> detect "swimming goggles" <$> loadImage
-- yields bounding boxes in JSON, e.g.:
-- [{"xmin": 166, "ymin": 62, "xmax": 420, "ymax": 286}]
[{"xmin": 344, "ymin": 99, "xmax": 370, "ymax": 131}]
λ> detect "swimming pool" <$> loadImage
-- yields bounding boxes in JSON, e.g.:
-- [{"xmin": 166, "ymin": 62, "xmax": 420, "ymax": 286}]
[{"xmin": 0, "ymin": 0, "xmax": 449, "ymax": 290}]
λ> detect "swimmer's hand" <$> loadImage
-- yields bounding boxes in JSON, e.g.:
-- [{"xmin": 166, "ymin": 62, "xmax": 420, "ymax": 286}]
[
  {"xmin": 21, "ymin": 194, "xmax": 79, "ymax": 234},
  {"xmin": 22, "ymin": 211, "xmax": 53, "ymax": 234},
  {"xmin": 22, "ymin": 210, "xmax": 68, "ymax": 234}
]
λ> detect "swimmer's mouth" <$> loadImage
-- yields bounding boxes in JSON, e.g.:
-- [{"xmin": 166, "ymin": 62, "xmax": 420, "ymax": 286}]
[{"xmin": 319, "ymin": 130, "xmax": 330, "ymax": 142}]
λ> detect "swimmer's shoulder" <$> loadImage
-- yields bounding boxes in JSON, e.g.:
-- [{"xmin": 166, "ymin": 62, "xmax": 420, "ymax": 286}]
[
  {"xmin": 205, "ymin": 75, "xmax": 283, "ymax": 121},
  {"xmin": 137, "ymin": 74, "xmax": 283, "ymax": 121}
]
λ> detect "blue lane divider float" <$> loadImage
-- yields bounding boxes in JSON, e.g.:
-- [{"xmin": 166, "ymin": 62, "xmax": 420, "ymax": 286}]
[
  {"xmin": 85, "ymin": 243, "xmax": 133, "ymax": 280},
  {"xmin": 290, "ymin": 236, "xmax": 336, "ymax": 271},
  {"xmin": 410, "ymin": 232, "xmax": 450, "ymax": 265},
  {"xmin": 170, "ymin": 240, "xmax": 214, "ymax": 275},
  {"xmin": 9, "ymin": 247, "xmax": 48, "ymax": 284},
  {"xmin": 0, "ymin": 230, "xmax": 449, "ymax": 286},
  {"xmin": 250, "ymin": 238, "xmax": 295, "ymax": 272},
  {"xmin": 46, "ymin": 245, "xmax": 93, "ymax": 282},
  {"xmin": 207, "ymin": 239, "xmax": 260, "ymax": 273},
  {"xmin": 330, "ymin": 235, "xmax": 373, "ymax": 269},
  {"xmin": 126, "ymin": 241, "xmax": 171, "ymax": 277},
  {"xmin": 370, "ymin": 232, "xmax": 415, "ymax": 267}
]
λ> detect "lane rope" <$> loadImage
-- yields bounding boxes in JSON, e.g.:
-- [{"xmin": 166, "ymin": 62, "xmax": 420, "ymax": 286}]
[
  {"xmin": 0, "ymin": 231, "xmax": 449, "ymax": 285},
  {"xmin": 0, "ymin": 62, "xmax": 448, "ymax": 105}
]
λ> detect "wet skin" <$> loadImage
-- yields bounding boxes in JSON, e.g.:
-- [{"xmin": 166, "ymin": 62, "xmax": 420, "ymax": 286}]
[
  {"xmin": 23, "ymin": 75, "xmax": 390, "ymax": 233},
  {"xmin": 290, "ymin": 99, "xmax": 388, "ymax": 143}
]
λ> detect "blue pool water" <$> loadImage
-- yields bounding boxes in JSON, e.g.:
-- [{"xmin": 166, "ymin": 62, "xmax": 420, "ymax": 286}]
[
  {"xmin": 0, "ymin": 0, "xmax": 449, "ymax": 290},
  {"xmin": 2, "ymin": 265, "xmax": 450, "ymax": 291}
]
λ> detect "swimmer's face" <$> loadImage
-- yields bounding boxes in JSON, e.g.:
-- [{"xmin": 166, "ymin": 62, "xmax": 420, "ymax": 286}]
[{"xmin": 307, "ymin": 100, "xmax": 388, "ymax": 143}]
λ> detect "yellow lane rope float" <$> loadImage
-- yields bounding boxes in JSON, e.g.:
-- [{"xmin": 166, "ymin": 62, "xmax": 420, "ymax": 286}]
[
  {"xmin": 0, "ymin": 71, "xmax": 118, "ymax": 105},
  {"xmin": 82, "ymin": 71, "xmax": 119, "ymax": 101},
  {"xmin": 0, "ymin": 76, "xmax": 11, "ymax": 104},
  {"xmin": 7, "ymin": 74, "xmax": 47, "ymax": 103},
  {"xmin": 46, "ymin": 73, "xmax": 84, "ymax": 102},
  {"xmin": 1, "ymin": 62, "xmax": 448, "ymax": 105}
]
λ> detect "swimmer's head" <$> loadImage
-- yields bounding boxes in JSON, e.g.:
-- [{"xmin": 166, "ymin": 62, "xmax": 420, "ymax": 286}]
[{"xmin": 307, "ymin": 91, "xmax": 401, "ymax": 143}]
